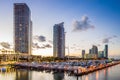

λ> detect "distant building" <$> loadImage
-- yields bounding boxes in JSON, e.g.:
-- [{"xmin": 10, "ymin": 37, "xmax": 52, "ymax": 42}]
[
  {"xmin": 98, "ymin": 51, "xmax": 104, "ymax": 58},
  {"xmin": 92, "ymin": 45, "xmax": 98, "ymax": 54},
  {"xmin": 84, "ymin": 54, "xmax": 97, "ymax": 59},
  {"xmin": 53, "ymin": 22, "xmax": 65, "ymax": 58},
  {"xmin": 91, "ymin": 45, "xmax": 98, "ymax": 58},
  {"xmin": 104, "ymin": 44, "xmax": 108, "ymax": 58},
  {"xmin": 14, "ymin": 3, "xmax": 32, "ymax": 55},
  {"xmin": 89, "ymin": 49, "xmax": 92, "ymax": 54},
  {"xmin": 82, "ymin": 50, "xmax": 85, "ymax": 59},
  {"xmin": 0, "ymin": 49, "xmax": 14, "ymax": 54}
]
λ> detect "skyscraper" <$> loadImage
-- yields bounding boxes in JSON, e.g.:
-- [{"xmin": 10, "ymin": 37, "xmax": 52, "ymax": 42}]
[
  {"xmin": 92, "ymin": 45, "xmax": 98, "ymax": 54},
  {"xmin": 14, "ymin": 3, "xmax": 32, "ymax": 55},
  {"xmin": 82, "ymin": 50, "xmax": 85, "ymax": 59},
  {"xmin": 104, "ymin": 44, "xmax": 108, "ymax": 58},
  {"xmin": 53, "ymin": 22, "xmax": 65, "ymax": 58},
  {"xmin": 98, "ymin": 51, "xmax": 104, "ymax": 58},
  {"xmin": 89, "ymin": 49, "xmax": 92, "ymax": 54},
  {"xmin": 91, "ymin": 45, "xmax": 98, "ymax": 58}
]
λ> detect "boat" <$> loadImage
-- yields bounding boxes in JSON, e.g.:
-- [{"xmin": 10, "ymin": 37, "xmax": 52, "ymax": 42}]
[{"xmin": 0, "ymin": 67, "xmax": 6, "ymax": 72}]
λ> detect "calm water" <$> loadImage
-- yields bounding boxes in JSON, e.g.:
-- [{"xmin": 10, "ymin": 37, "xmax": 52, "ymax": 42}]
[{"xmin": 0, "ymin": 64, "xmax": 120, "ymax": 80}]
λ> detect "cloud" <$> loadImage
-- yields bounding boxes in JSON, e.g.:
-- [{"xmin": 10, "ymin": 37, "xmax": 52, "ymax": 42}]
[
  {"xmin": 32, "ymin": 43, "xmax": 52, "ymax": 49},
  {"xmin": 72, "ymin": 15, "xmax": 95, "ymax": 32},
  {"xmin": 0, "ymin": 42, "xmax": 10, "ymax": 49},
  {"xmin": 32, "ymin": 43, "xmax": 42, "ymax": 49},
  {"xmin": 102, "ymin": 35, "xmax": 117, "ymax": 43},
  {"xmin": 97, "ymin": 44, "xmax": 101, "ymax": 46},
  {"xmin": 113, "ymin": 35, "xmax": 117, "ymax": 38},
  {"xmin": 44, "ymin": 44, "xmax": 52, "ymax": 48},
  {"xmin": 102, "ymin": 38, "xmax": 109, "ymax": 43},
  {"xmin": 38, "ymin": 36, "xmax": 46, "ymax": 42},
  {"xmin": 33, "ymin": 35, "xmax": 46, "ymax": 42},
  {"xmin": 33, "ymin": 35, "xmax": 53, "ymax": 49}
]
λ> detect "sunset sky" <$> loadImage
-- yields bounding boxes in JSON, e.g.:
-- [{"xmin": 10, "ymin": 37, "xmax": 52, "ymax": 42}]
[{"xmin": 0, "ymin": 0, "xmax": 120, "ymax": 57}]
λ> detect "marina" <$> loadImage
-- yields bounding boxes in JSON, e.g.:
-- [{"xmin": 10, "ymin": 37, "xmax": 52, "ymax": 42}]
[
  {"xmin": 13, "ymin": 60, "xmax": 120, "ymax": 76},
  {"xmin": 0, "ymin": 61, "xmax": 120, "ymax": 80}
]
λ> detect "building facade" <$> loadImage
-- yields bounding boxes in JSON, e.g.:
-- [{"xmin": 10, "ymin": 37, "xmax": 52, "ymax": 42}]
[
  {"xmin": 53, "ymin": 22, "xmax": 65, "ymax": 58},
  {"xmin": 89, "ymin": 49, "xmax": 92, "ymax": 54},
  {"xmin": 98, "ymin": 51, "xmax": 104, "ymax": 58},
  {"xmin": 14, "ymin": 3, "xmax": 32, "ymax": 55},
  {"xmin": 82, "ymin": 50, "xmax": 85, "ymax": 59},
  {"xmin": 84, "ymin": 54, "xmax": 97, "ymax": 59},
  {"xmin": 91, "ymin": 45, "xmax": 98, "ymax": 58},
  {"xmin": 92, "ymin": 45, "xmax": 98, "ymax": 54},
  {"xmin": 104, "ymin": 44, "xmax": 108, "ymax": 58}
]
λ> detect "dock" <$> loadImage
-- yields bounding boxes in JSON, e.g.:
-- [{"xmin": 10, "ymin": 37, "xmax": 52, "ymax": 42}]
[{"xmin": 13, "ymin": 61, "xmax": 120, "ymax": 76}]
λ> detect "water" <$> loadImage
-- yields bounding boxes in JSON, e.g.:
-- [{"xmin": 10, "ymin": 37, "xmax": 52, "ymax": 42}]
[{"xmin": 0, "ymin": 64, "xmax": 120, "ymax": 80}]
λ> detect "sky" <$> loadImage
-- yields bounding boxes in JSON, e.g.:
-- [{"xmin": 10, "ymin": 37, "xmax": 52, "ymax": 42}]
[{"xmin": 0, "ymin": 0, "xmax": 120, "ymax": 57}]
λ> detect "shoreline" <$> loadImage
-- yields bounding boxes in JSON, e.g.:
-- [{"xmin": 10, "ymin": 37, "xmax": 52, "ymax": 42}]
[
  {"xmin": 12, "ymin": 60, "xmax": 120, "ymax": 76},
  {"xmin": 74, "ymin": 61, "xmax": 120, "ymax": 76}
]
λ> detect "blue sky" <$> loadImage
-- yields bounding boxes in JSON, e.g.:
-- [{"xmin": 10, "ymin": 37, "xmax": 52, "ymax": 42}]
[{"xmin": 0, "ymin": 0, "xmax": 120, "ymax": 56}]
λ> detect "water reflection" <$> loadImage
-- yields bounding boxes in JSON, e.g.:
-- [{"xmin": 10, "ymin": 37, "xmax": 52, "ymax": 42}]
[
  {"xmin": 96, "ymin": 71, "xmax": 99, "ymax": 80},
  {"xmin": 16, "ymin": 69, "xmax": 32, "ymax": 80},
  {"xmin": 0, "ymin": 68, "xmax": 16, "ymax": 80},
  {"xmin": 53, "ymin": 72, "xmax": 64, "ymax": 80},
  {"xmin": 85, "ymin": 76, "xmax": 88, "ymax": 80},
  {"xmin": 104, "ymin": 68, "xmax": 108, "ymax": 80},
  {"xmin": 0, "ymin": 64, "xmax": 120, "ymax": 80}
]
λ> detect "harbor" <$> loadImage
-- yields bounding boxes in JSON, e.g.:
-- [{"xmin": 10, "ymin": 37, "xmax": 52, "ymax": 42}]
[
  {"xmin": 0, "ymin": 63, "xmax": 120, "ymax": 80},
  {"xmin": 13, "ymin": 60, "xmax": 120, "ymax": 76}
]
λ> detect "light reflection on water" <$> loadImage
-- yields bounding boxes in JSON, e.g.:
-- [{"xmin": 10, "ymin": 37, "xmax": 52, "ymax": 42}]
[{"xmin": 0, "ymin": 64, "xmax": 120, "ymax": 80}]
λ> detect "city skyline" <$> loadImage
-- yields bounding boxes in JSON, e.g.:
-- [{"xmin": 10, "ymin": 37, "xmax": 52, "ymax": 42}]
[{"xmin": 0, "ymin": 0, "xmax": 120, "ymax": 57}]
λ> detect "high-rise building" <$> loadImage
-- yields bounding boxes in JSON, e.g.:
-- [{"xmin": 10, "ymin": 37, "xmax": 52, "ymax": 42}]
[
  {"xmin": 104, "ymin": 44, "xmax": 108, "ymax": 58},
  {"xmin": 91, "ymin": 45, "xmax": 98, "ymax": 57},
  {"xmin": 14, "ymin": 3, "xmax": 32, "ymax": 55},
  {"xmin": 92, "ymin": 45, "xmax": 98, "ymax": 54},
  {"xmin": 98, "ymin": 51, "xmax": 104, "ymax": 58},
  {"xmin": 53, "ymin": 22, "xmax": 65, "ymax": 58},
  {"xmin": 82, "ymin": 50, "xmax": 85, "ymax": 59},
  {"xmin": 89, "ymin": 49, "xmax": 92, "ymax": 54}
]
